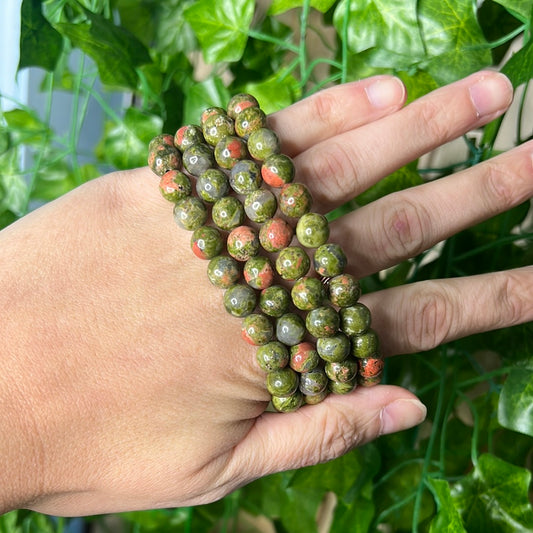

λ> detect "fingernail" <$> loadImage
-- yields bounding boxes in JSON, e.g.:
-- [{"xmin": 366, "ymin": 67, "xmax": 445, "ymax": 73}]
[
  {"xmin": 365, "ymin": 77, "xmax": 405, "ymax": 109},
  {"xmin": 380, "ymin": 399, "xmax": 427, "ymax": 435},
  {"xmin": 469, "ymin": 73, "xmax": 513, "ymax": 117}
]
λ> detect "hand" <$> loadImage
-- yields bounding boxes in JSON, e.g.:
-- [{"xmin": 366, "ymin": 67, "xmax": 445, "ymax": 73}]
[{"xmin": 1, "ymin": 70, "xmax": 531, "ymax": 517}]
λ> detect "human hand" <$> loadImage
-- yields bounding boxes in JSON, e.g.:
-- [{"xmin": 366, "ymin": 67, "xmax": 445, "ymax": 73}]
[{"xmin": 1, "ymin": 70, "xmax": 531, "ymax": 517}]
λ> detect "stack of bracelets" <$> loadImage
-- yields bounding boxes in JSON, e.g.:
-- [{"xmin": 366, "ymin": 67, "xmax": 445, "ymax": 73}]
[{"xmin": 147, "ymin": 93, "xmax": 384, "ymax": 412}]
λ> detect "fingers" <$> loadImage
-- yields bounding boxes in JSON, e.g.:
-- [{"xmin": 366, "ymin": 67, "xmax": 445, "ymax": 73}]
[
  {"xmin": 361, "ymin": 266, "xmax": 533, "ymax": 356},
  {"xmin": 331, "ymin": 140, "xmax": 533, "ymax": 277},
  {"xmin": 294, "ymin": 71, "xmax": 514, "ymax": 212}
]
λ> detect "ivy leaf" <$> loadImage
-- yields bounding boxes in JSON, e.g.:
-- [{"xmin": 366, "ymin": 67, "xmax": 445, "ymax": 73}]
[
  {"xmin": 493, "ymin": 0, "xmax": 533, "ymax": 21},
  {"xmin": 183, "ymin": 77, "xmax": 230, "ymax": 125},
  {"xmin": 268, "ymin": 0, "xmax": 337, "ymax": 15},
  {"xmin": 243, "ymin": 71, "xmax": 301, "ymax": 114},
  {"xmin": 427, "ymin": 478, "xmax": 466, "ymax": 533},
  {"xmin": 451, "ymin": 454, "xmax": 533, "ymax": 532},
  {"xmin": 183, "ymin": 0, "xmax": 254, "ymax": 64},
  {"xmin": 498, "ymin": 367, "xmax": 533, "ymax": 437}
]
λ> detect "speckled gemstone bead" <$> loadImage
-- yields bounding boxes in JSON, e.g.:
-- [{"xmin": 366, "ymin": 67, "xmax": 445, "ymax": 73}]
[
  {"xmin": 358, "ymin": 356, "xmax": 384, "ymax": 380},
  {"xmin": 207, "ymin": 255, "xmax": 241, "ymax": 288},
  {"xmin": 325, "ymin": 359, "xmax": 358, "ymax": 383},
  {"xmin": 279, "ymin": 182, "xmax": 313, "ymax": 218},
  {"xmin": 234, "ymin": 106, "xmax": 267, "ymax": 139},
  {"xmin": 190, "ymin": 225, "xmax": 223, "ymax": 260},
  {"xmin": 357, "ymin": 374, "xmax": 382, "ymax": 387},
  {"xmin": 299, "ymin": 368, "xmax": 328, "ymax": 395},
  {"xmin": 276, "ymin": 313, "xmax": 306, "ymax": 346},
  {"xmin": 306, "ymin": 306, "xmax": 340, "ymax": 338},
  {"xmin": 316, "ymin": 333, "xmax": 351, "ymax": 363},
  {"xmin": 212, "ymin": 196, "xmax": 245, "ymax": 230},
  {"xmin": 296, "ymin": 213, "xmax": 330, "ymax": 248},
  {"xmin": 351, "ymin": 329, "xmax": 379, "ymax": 358},
  {"xmin": 259, "ymin": 217, "xmax": 294, "ymax": 253},
  {"xmin": 256, "ymin": 341, "xmax": 289, "ymax": 372},
  {"xmin": 173, "ymin": 196, "xmax": 208, "ymax": 230},
  {"xmin": 241, "ymin": 313, "xmax": 274, "ymax": 346},
  {"xmin": 290, "ymin": 342, "xmax": 320, "ymax": 373},
  {"xmin": 230, "ymin": 159, "xmax": 262, "ymax": 194},
  {"xmin": 261, "ymin": 153, "xmax": 295, "ymax": 188},
  {"xmin": 247, "ymin": 128, "xmax": 280, "ymax": 161},
  {"xmin": 313, "ymin": 243, "xmax": 347, "ymax": 277},
  {"xmin": 196, "ymin": 168, "xmax": 230, "ymax": 203},
  {"xmin": 200, "ymin": 106, "xmax": 226, "ymax": 125},
  {"xmin": 149, "ymin": 133, "xmax": 174, "ymax": 153},
  {"xmin": 214, "ymin": 136, "xmax": 248, "ymax": 169},
  {"xmin": 244, "ymin": 189, "xmax": 277, "ymax": 223},
  {"xmin": 203, "ymin": 113, "xmax": 235, "ymax": 146},
  {"xmin": 304, "ymin": 389, "xmax": 329, "ymax": 405},
  {"xmin": 227, "ymin": 225, "xmax": 260, "ymax": 261},
  {"xmin": 328, "ymin": 274, "xmax": 361, "ymax": 308},
  {"xmin": 182, "ymin": 143, "xmax": 214, "ymax": 176},
  {"xmin": 259, "ymin": 285, "xmax": 291, "ymax": 318},
  {"xmin": 340, "ymin": 303, "xmax": 372, "ymax": 336},
  {"xmin": 227, "ymin": 93, "xmax": 259, "ymax": 119},
  {"xmin": 148, "ymin": 142, "xmax": 182, "ymax": 176},
  {"xmin": 276, "ymin": 246, "xmax": 310, "ymax": 281},
  {"xmin": 291, "ymin": 276, "xmax": 325, "ymax": 311},
  {"xmin": 329, "ymin": 379, "xmax": 356, "ymax": 395},
  {"xmin": 266, "ymin": 367, "xmax": 299, "ymax": 396},
  {"xmin": 223, "ymin": 283, "xmax": 257, "ymax": 317},
  {"xmin": 174, "ymin": 125, "xmax": 204, "ymax": 151},
  {"xmin": 271, "ymin": 391, "xmax": 303, "ymax": 413},
  {"xmin": 159, "ymin": 170, "xmax": 192, "ymax": 202},
  {"xmin": 244, "ymin": 256, "xmax": 274, "ymax": 290}
]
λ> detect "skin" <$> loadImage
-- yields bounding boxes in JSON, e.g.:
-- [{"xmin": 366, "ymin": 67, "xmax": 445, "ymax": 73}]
[{"xmin": 1, "ymin": 70, "xmax": 532, "ymax": 517}]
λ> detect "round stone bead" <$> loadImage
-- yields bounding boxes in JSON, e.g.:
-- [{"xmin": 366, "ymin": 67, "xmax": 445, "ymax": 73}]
[
  {"xmin": 174, "ymin": 124, "xmax": 204, "ymax": 151},
  {"xmin": 357, "ymin": 374, "xmax": 382, "ymax": 387},
  {"xmin": 329, "ymin": 379, "xmax": 356, "ymax": 395},
  {"xmin": 214, "ymin": 135, "xmax": 248, "ymax": 169},
  {"xmin": 266, "ymin": 367, "xmax": 299, "ymax": 396},
  {"xmin": 271, "ymin": 391, "xmax": 303, "ymax": 413},
  {"xmin": 358, "ymin": 356, "xmax": 385, "ymax": 380},
  {"xmin": 241, "ymin": 313, "xmax": 274, "ymax": 346},
  {"xmin": 190, "ymin": 226, "xmax": 223, "ymax": 260},
  {"xmin": 290, "ymin": 342, "xmax": 320, "ymax": 373},
  {"xmin": 259, "ymin": 217, "xmax": 294, "ymax": 253},
  {"xmin": 325, "ymin": 359, "xmax": 358, "ymax": 383},
  {"xmin": 227, "ymin": 225, "xmax": 260, "ymax": 262},
  {"xmin": 148, "ymin": 142, "xmax": 182, "ymax": 176},
  {"xmin": 244, "ymin": 256, "xmax": 274, "ymax": 290},
  {"xmin": 230, "ymin": 159, "xmax": 262, "ymax": 194},
  {"xmin": 247, "ymin": 128, "xmax": 280, "ymax": 161},
  {"xmin": 340, "ymin": 303, "xmax": 372, "ymax": 336},
  {"xmin": 196, "ymin": 168, "xmax": 230, "ymax": 203},
  {"xmin": 149, "ymin": 133, "xmax": 174, "ymax": 153},
  {"xmin": 299, "ymin": 368, "xmax": 328, "ymax": 395},
  {"xmin": 296, "ymin": 213, "xmax": 330, "ymax": 248},
  {"xmin": 313, "ymin": 243, "xmax": 347, "ymax": 277},
  {"xmin": 223, "ymin": 283, "xmax": 257, "ymax": 317},
  {"xmin": 227, "ymin": 93, "xmax": 259, "ymax": 119},
  {"xmin": 202, "ymin": 113, "xmax": 235, "ymax": 146},
  {"xmin": 182, "ymin": 143, "xmax": 214, "ymax": 176},
  {"xmin": 234, "ymin": 106, "xmax": 267, "ymax": 139},
  {"xmin": 259, "ymin": 285, "xmax": 291, "ymax": 318},
  {"xmin": 306, "ymin": 306, "xmax": 340, "ymax": 338},
  {"xmin": 173, "ymin": 196, "xmax": 208, "ymax": 230},
  {"xmin": 328, "ymin": 274, "xmax": 361, "ymax": 308},
  {"xmin": 276, "ymin": 313, "xmax": 306, "ymax": 346},
  {"xmin": 304, "ymin": 388, "xmax": 329, "ymax": 405},
  {"xmin": 316, "ymin": 332, "xmax": 351, "ymax": 363},
  {"xmin": 256, "ymin": 341, "xmax": 289, "ymax": 372},
  {"xmin": 276, "ymin": 246, "xmax": 310, "ymax": 281},
  {"xmin": 291, "ymin": 276, "xmax": 325, "ymax": 311},
  {"xmin": 200, "ymin": 106, "xmax": 226, "ymax": 125},
  {"xmin": 351, "ymin": 329, "xmax": 379, "ymax": 358},
  {"xmin": 279, "ymin": 182, "xmax": 313, "ymax": 218},
  {"xmin": 159, "ymin": 170, "xmax": 192, "ymax": 202},
  {"xmin": 261, "ymin": 153, "xmax": 295, "ymax": 188},
  {"xmin": 207, "ymin": 255, "xmax": 241, "ymax": 288},
  {"xmin": 244, "ymin": 189, "xmax": 277, "ymax": 223},
  {"xmin": 212, "ymin": 196, "xmax": 245, "ymax": 230}
]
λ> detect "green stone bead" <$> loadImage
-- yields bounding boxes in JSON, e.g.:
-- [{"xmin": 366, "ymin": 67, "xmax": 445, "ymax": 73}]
[
  {"xmin": 358, "ymin": 356, "xmax": 385, "ymax": 380},
  {"xmin": 266, "ymin": 367, "xmax": 299, "ymax": 397},
  {"xmin": 202, "ymin": 113, "xmax": 235, "ymax": 146},
  {"xmin": 230, "ymin": 159, "xmax": 262, "ymax": 194},
  {"xmin": 244, "ymin": 189, "xmax": 277, "ymax": 223},
  {"xmin": 148, "ymin": 141, "xmax": 182, "ymax": 176},
  {"xmin": 328, "ymin": 274, "xmax": 361, "ymax": 308},
  {"xmin": 244, "ymin": 256, "xmax": 274, "ymax": 290},
  {"xmin": 299, "ymin": 368, "xmax": 328, "ymax": 395},
  {"xmin": 291, "ymin": 276, "xmax": 325, "ymax": 311},
  {"xmin": 174, "ymin": 125, "xmax": 204, "ymax": 151},
  {"xmin": 256, "ymin": 341, "xmax": 289, "ymax": 372},
  {"xmin": 200, "ymin": 106, "xmax": 225, "ymax": 125},
  {"xmin": 159, "ymin": 170, "xmax": 192, "ymax": 202},
  {"xmin": 259, "ymin": 285, "xmax": 291, "ymax": 318},
  {"xmin": 173, "ymin": 196, "xmax": 208, "ymax": 230},
  {"xmin": 271, "ymin": 391, "xmax": 303, "ymax": 413},
  {"xmin": 275, "ymin": 246, "xmax": 310, "ymax": 281},
  {"xmin": 296, "ymin": 213, "xmax": 330, "ymax": 249},
  {"xmin": 261, "ymin": 153, "xmax": 295, "ymax": 188},
  {"xmin": 313, "ymin": 243, "xmax": 347, "ymax": 278},
  {"xmin": 276, "ymin": 313, "xmax": 306, "ymax": 346},
  {"xmin": 357, "ymin": 374, "xmax": 382, "ymax": 387},
  {"xmin": 207, "ymin": 255, "xmax": 241, "ymax": 288},
  {"xmin": 304, "ymin": 389, "xmax": 329, "ymax": 405},
  {"xmin": 227, "ymin": 225, "xmax": 260, "ymax": 262},
  {"xmin": 234, "ymin": 106, "xmax": 267, "ymax": 139},
  {"xmin": 182, "ymin": 143, "xmax": 214, "ymax": 176},
  {"xmin": 328, "ymin": 379, "xmax": 356, "ymax": 395},
  {"xmin": 306, "ymin": 306, "xmax": 340, "ymax": 338},
  {"xmin": 259, "ymin": 217, "xmax": 294, "ymax": 253},
  {"xmin": 279, "ymin": 182, "xmax": 313, "ymax": 218},
  {"xmin": 325, "ymin": 359, "xmax": 358, "ymax": 383},
  {"xmin": 149, "ymin": 133, "xmax": 174, "ymax": 152},
  {"xmin": 316, "ymin": 333, "xmax": 351, "ymax": 363},
  {"xmin": 212, "ymin": 196, "xmax": 245, "ymax": 230},
  {"xmin": 340, "ymin": 303, "xmax": 372, "ymax": 336},
  {"xmin": 214, "ymin": 135, "xmax": 248, "ymax": 169},
  {"xmin": 247, "ymin": 128, "xmax": 280, "ymax": 161},
  {"xmin": 190, "ymin": 225, "xmax": 223, "ymax": 260},
  {"xmin": 241, "ymin": 313, "xmax": 274, "ymax": 346},
  {"xmin": 223, "ymin": 283, "xmax": 257, "ymax": 317},
  {"xmin": 196, "ymin": 168, "xmax": 230, "ymax": 203},
  {"xmin": 289, "ymin": 342, "xmax": 320, "ymax": 373},
  {"xmin": 351, "ymin": 329, "xmax": 379, "ymax": 358},
  {"xmin": 227, "ymin": 93, "xmax": 259, "ymax": 119}
]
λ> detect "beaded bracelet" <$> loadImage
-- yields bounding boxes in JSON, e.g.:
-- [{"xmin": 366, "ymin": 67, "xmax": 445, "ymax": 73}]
[{"xmin": 147, "ymin": 94, "xmax": 384, "ymax": 412}]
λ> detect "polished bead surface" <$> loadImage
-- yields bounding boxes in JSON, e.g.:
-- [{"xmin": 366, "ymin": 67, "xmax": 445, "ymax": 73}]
[
  {"xmin": 328, "ymin": 379, "xmax": 356, "ymax": 394},
  {"xmin": 316, "ymin": 332, "xmax": 351, "ymax": 363},
  {"xmin": 256, "ymin": 341, "xmax": 289, "ymax": 372},
  {"xmin": 241, "ymin": 313, "xmax": 274, "ymax": 346},
  {"xmin": 247, "ymin": 128, "xmax": 280, "ymax": 160},
  {"xmin": 357, "ymin": 374, "xmax": 382, "ymax": 387},
  {"xmin": 230, "ymin": 159, "xmax": 262, "ymax": 194},
  {"xmin": 271, "ymin": 391, "xmax": 303, "ymax": 413},
  {"xmin": 328, "ymin": 274, "xmax": 361, "ymax": 308},
  {"xmin": 212, "ymin": 196, "xmax": 245, "ymax": 230},
  {"xmin": 276, "ymin": 313, "xmax": 306, "ymax": 346},
  {"xmin": 325, "ymin": 359, "xmax": 358, "ymax": 383},
  {"xmin": 304, "ymin": 388, "xmax": 329, "ymax": 405},
  {"xmin": 313, "ymin": 243, "xmax": 347, "ymax": 277},
  {"xmin": 182, "ymin": 143, "xmax": 214, "ymax": 176},
  {"xmin": 196, "ymin": 168, "xmax": 230, "ymax": 203},
  {"xmin": 244, "ymin": 256, "xmax": 274, "ymax": 290},
  {"xmin": 173, "ymin": 196, "xmax": 208, "ymax": 230},
  {"xmin": 351, "ymin": 329, "xmax": 379, "ymax": 358},
  {"xmin": 358, "ymin": 356, "xmax": 385, "ymax": 379},
  {"xmin": 259, "ymin": 217, "xmax": 294, "ymax": 252},
  {"xmin": 149, "ymin": 133, "xmax": 174, "ymax": 153},
  {"xmin": 296, "ymin": 212, "xmax": 330, "ymax": 248},
  {"xmin": 279, "ymin": 182, "xmax": 313, "ymax": 218},
  {"xmin": 200, "ymin": 106, "xmax": 225, "ymax": 125},
  {"xmin": 202, "ymin": 113, "xmax": 235, "ymax": 146},
  {"xmin": 299, "ymin": 368, "xmax": 328, "ymax": 395},
  {"xmin": 266, "ymin": 367, "xmax": 299, "ymax": 396},
  {"xmin": 174, "ymin": 125, "xmax": 204, "ymax": 151},
  {"xmin": 340, "ymin": 303, "xmax": 372, "ymax": 336},
  {"xmin": 290, "ymin": 342, "xmax": 320, "ymax": 373},
  {"xmin": 259, "ymin": 285, "xmax": 291, "ymax": 318},
  {"xmin": 291, "ymin": 276, "xmax": 325, "ymax": 311},
  {"xmin": 190, "ymin": 225, "xmax": 223, "ymax": 260},
  {"xmin": 159, "ymin": 170, "xmax": 192, "ymax": 202},
  {"xmin": 306, "ymin": 306, "xmax": 340, "ymax": 338},
  {"xmin": 244, "ymin": 189, "xmax": 277, "ymax": 223},
  {"xmin": 227, "ymin": 93, "xmax": 259, "ymax": 119},
  {"xmin": 261, "ymin": 153, "xmax": 295, "ymax": 188},
  {"xmin": 214, "ymin": 135, "xmax": 248, "ymax": 169},
  {"xmin": 234, "ymin": 106, "xmax": 267, "ymax": 139},
  {"xmin": 227, "ymin": 225, "xmax": 260, "ymax": 261},
  {"xmin": 207, "ymin": 255, "xmax": 241, "ymax": 288},
  {"xmin": 148, "ymin": 142, "xmax": 182, "ymax": 176},
  {"xmin": 223, "ymin": 284, "xmax": 257, "ymax": 317},
  {"xmin": 276, "ymin": 246, "xmax": 310, "ymax": 280}
]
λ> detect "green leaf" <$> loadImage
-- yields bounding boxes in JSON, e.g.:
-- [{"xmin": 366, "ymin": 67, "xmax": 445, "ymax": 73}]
[
  {"xmin": 498, "ymin": 367, "xmax": 533, "ymax": 436},
  {"xmin": 451, "ymin": 454, "xmax": 533, "ymax": 532},
  {"xmin": 1, "ymin": 108, "xmax": 50, "ymax": 147},
  {"xmin": 243, "ymin": 71, "xmax": 301, "ymax": 114},
  {"xmin": 501, "ymin": 37, "xmax": 533, "ymax": 88},
  {"xmin": 268, "ymin": 0, "xmax": 338, "ymax": 15},
  {"xmin": 427, "ymin": 478, "xmax": 466, "ymax": 533},
  {"xmin": 183, "ymin": 0, "xmax": 255, "ymax": 63},
  {"xmin": 183, "ymin": 78, "xmax": 231, "ymax": 125},
  {"xmin": 18, "ymin": 0, "xmax": 63, "ymax": 72},
  {"xmin": 493, "ymin": 0, "xmax": 533, "ymax": 21},
  {"xmin": 280, "ymin": 487, "xmax": 324, "ymax": 533}
]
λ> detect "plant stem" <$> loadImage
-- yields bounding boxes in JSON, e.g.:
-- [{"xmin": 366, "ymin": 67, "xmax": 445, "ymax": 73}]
[
  {"xmin": 299, "ymin": 0, "xmax": 311, "ymax": 86},
  {"xmin": 341, "ymin": 0, "xmax": 350, "ymax": 84},
  {"xmin": 247, "ymin": 29, "xmax": 299, "ymax": 54}
]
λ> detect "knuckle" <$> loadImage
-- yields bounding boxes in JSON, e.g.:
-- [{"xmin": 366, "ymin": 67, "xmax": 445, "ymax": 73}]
[
  {"xmin": 309, "ymin": 90, "xmax": 341, "ymax": 132},
  {"xmin": 314, "ymin": 408, "xmax": 361, "ymax": 463},
  {"xmin": 493, "ymin": 271, "xmax": 528, "ymax": 327},
  {"xmin": 416, "ymin": 100, "xmax": 453, "ymax": 141},
  {"xmin": 483, "ymin": 163, "xmax": 517, "ymax": 211}
]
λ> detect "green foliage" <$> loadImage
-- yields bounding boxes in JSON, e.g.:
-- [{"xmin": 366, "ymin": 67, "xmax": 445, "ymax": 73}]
[{"xmin": 1, "ymin": 0, "xmax": 533, "ymax": 531}]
